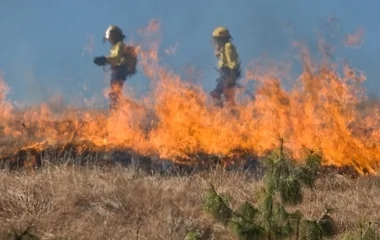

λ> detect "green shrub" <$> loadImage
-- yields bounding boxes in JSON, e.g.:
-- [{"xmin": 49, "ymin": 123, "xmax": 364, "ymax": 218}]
[
  {"xmin": 203, "ymin": 187, "xmax": 233, "ymax": 225},
  {"xmin": 7, "ymin": 226, "xmax": 40, "ymax": 240},
  {"xmin": 202, "ymin": 139, "xmax": 336, "ymax": 240},
  {"xmin": 185, "ymin": 230, "xmax": 202, "ymax": 240}
]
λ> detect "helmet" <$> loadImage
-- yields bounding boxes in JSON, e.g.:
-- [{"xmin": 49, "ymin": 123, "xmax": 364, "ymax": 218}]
[
  {"xmin": 104, "ymin": 25, "xmax": 125, "ymax": 42},
  {"xmin": 212, "ymin": 26, "xmax": 231, "ymax": 38}
]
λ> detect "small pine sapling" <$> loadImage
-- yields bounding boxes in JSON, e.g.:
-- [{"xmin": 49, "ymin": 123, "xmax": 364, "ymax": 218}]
[{"xmin": 202, "ymin": 139, "xmax": 337, "ymax": 240}]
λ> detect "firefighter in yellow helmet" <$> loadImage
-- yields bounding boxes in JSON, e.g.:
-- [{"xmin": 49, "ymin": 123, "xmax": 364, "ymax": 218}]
[
  {"xmin": 211, "ymin": 26, "xmax": 241, "ymax": 107},
  {"xmin": 93, "ymin": 25, "xmax": 138, "ymax": 110}
]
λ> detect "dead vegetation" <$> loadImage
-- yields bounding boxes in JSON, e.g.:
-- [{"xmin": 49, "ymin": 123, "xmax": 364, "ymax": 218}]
[{"xmin": 0, "ymin": 161, "xmax": 379, "ymax": 240}]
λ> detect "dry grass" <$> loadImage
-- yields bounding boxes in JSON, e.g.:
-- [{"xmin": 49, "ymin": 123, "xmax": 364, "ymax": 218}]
[{"xmin": 0, "ymin": 164, "xmax": 379, "ymax": 240}]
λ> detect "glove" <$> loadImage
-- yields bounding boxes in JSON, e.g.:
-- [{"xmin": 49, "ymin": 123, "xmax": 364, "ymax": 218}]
[{"xmin": 93, "ymin": 56, "xmax": 107, "ymax": 66}]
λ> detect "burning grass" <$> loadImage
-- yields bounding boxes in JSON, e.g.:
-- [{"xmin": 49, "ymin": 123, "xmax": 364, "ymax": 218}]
[{"xmin": 1, "ymin": 20, "xmax": 379, "ymax": 175}]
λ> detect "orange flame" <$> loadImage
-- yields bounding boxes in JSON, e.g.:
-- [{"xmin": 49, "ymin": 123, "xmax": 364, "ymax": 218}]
[
  {"xmin": 0, "ymin": 20, "xmax": 379, "ymax": 174},
  {"xmin": 344, "ymin": 27, "xmax": 365, "ymax": 48}
]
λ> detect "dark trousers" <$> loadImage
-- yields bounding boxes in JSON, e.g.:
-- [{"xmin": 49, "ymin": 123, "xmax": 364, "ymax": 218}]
[
  {"xmin": 109, "ymin": 66, "xmax": 128, "ymax": 110},
  {"xmin": 210, "ymin": 67, "xmax": 239, "ymax": 107}
]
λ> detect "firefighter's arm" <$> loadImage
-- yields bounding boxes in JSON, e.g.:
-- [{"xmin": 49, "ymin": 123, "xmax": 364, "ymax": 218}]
[
  {"xmin": 224, "ymin": 43, "xmax": 239, "ymax": 70},
  {"xmin": 106, "ymin": 44, "xmax": 123, "ymax": 66}
]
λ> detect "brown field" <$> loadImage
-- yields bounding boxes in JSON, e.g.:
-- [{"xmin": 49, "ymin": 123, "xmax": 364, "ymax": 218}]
[{"xmin": 0, "ymin": 162, "xmax": 379, "ymax": 240}]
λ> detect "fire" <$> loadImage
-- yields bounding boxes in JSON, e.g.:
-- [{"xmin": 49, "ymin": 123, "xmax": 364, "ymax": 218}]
[
  {"xmin": 344, "ymin": 27, "xmax": 365, "ymax": 48},
  {"xmin": 0, "ymin": 20, "xmax": 379, "ymax": 174}
]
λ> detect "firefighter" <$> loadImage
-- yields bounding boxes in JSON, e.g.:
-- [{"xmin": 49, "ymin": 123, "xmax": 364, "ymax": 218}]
[
  {"xmin": 93, "ymin": 25, "xmax": 137, "ymax": 110},
  {"xmin": 210, "ymin": 26, "xmax": 241, "ymax": 108}
]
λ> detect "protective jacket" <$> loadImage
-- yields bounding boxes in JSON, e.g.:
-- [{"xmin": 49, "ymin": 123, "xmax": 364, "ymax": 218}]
[
  {"xmin": 216, "ymin": 41, "xmax": 240, "ymax": 70},
  {"xmin": 106, "ymin": 41, "xmax": 129, "ymax": 68}
]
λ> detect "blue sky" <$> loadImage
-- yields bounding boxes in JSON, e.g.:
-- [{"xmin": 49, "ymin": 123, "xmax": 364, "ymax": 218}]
[{"xmin": 0, "ymin": 0, "xmax": 379, "ymax": 106}]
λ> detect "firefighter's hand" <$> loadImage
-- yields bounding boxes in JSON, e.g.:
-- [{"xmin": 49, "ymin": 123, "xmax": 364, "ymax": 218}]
[{"xmin": 93, "ymin": 56, "xmax": 107, "ymax": 66}]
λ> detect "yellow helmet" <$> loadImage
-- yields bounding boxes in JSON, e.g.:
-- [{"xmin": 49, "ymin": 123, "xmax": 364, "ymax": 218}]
[
  {"xmin": 104, "ymin": 25, "xmax": 125, "ymax": 42},
  {"xmin": 212, "ymin": 26, "xmax": 231, "ymax": 38}
]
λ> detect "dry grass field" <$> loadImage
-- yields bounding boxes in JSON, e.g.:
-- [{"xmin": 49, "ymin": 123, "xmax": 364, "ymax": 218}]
[{"xmin": 0, "ymin": 162, "xmax": 379, "ymax": 240}]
